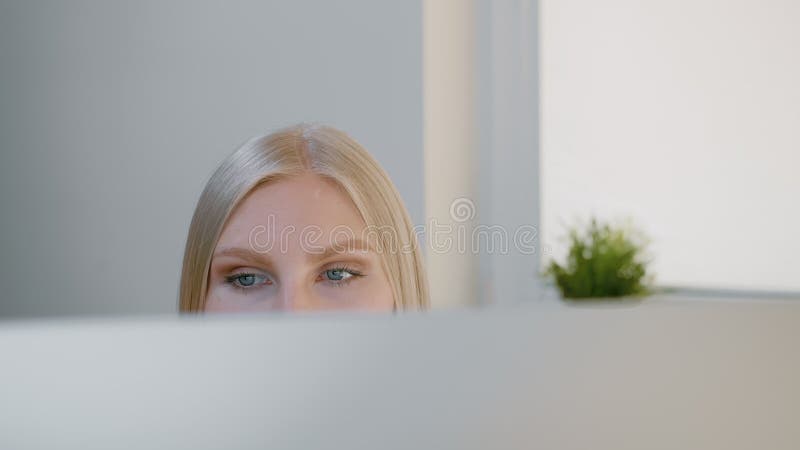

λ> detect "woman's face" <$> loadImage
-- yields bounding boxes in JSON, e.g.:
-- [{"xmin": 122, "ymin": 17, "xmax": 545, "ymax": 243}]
[{"xmin": 205, "ymin": 173, "xmax": 395, "ymax": 313}]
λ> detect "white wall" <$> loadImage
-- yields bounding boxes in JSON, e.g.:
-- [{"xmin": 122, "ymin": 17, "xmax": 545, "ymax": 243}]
[
  {"xmin": 424, "ymin": 0, "xmax": 479, "ymax": 308},
  {"xmin": 541, "ymin": 0, "xmax": 800, "ymax": 291},
  {"xmin": 423, "ymin": 0, "xmax": 542, "ymax": 308},
  {"xmin": 0, "ymin": 0, "xmax": 424, "ymax": 317}
]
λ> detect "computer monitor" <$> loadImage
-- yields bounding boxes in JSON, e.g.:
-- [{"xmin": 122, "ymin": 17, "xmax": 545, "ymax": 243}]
[{"xmin": 1, "ymin": 297, "xmax": 798, "ymax": 449}]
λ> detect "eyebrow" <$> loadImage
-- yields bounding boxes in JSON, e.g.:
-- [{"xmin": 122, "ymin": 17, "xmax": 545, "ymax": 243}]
[
  {"xmin": 212, "ymin": 238, "xmax": 375, "ymax": 264},
  {"xmin": 313, "ymin": 237, "xmax": 375, "ymax": 261},
  {"xmin": 212, "ymin": 247, "xmax": 274, "ymax": 266}
]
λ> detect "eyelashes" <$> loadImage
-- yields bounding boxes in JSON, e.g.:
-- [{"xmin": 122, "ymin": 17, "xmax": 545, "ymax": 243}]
[
  {"xmin": 223, "ymin": 265, "xmax": 364, "ymax": 291},
  {"xmin": 224, "ymin": 272, "xmax": 271, "ymax": 290},
  {"xmin": 321, "ymin": 266, "xmax": 364, "ymax": 287}
]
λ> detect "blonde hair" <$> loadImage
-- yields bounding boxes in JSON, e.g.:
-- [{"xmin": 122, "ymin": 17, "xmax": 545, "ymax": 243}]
[{"xmin": 179, "ymin": 123, "xmax": 429, "ymax": 312}]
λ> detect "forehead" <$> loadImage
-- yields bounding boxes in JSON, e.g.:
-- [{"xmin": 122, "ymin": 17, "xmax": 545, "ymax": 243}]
[{"xmin": 216, "ymin": 173, "xmax": 367, "ymax": 248}]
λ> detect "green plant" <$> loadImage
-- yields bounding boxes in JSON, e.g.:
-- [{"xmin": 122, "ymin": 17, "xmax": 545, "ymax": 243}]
[{"xmin": 545, "ymin": 217, "xmax": 651, "ymax": 299}]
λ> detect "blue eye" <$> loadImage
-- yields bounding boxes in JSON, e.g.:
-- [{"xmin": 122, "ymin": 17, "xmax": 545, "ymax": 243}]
[
  {"xmin": 322, "ymin": 267, "xmax": 363, "ymax": 285},
  {"xmin": 225, "ymin": 273, "xmax": 270, "ymax": 289},
  {"xmin": 237, "ymin": 274, "xmax": 258, "ymax": 286},
  {"xmin": 325, "ymin": 269, "xmax": 349, "ymax": 281}
]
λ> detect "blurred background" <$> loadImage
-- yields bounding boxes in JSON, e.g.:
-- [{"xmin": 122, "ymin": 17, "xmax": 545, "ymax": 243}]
[{"xmin": 0, "ymin": 0, "xmax": 797, "ymax": 318}]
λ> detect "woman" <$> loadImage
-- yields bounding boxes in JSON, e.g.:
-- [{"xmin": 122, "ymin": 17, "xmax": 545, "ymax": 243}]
[{"xmin": 179, "ymin": 123, "xmax": 429, "ymax": 313}]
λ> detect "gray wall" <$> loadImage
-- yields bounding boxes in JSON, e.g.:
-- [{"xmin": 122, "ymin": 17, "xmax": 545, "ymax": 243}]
[{"xmin": 0, "ymin": 0, "xmax": 423, "ymax": 317}]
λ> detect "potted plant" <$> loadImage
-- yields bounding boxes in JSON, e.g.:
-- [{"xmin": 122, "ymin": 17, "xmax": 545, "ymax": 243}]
[{"xmin": 545, "ymin": 217, "xmax": 652, "ymax": 301}]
